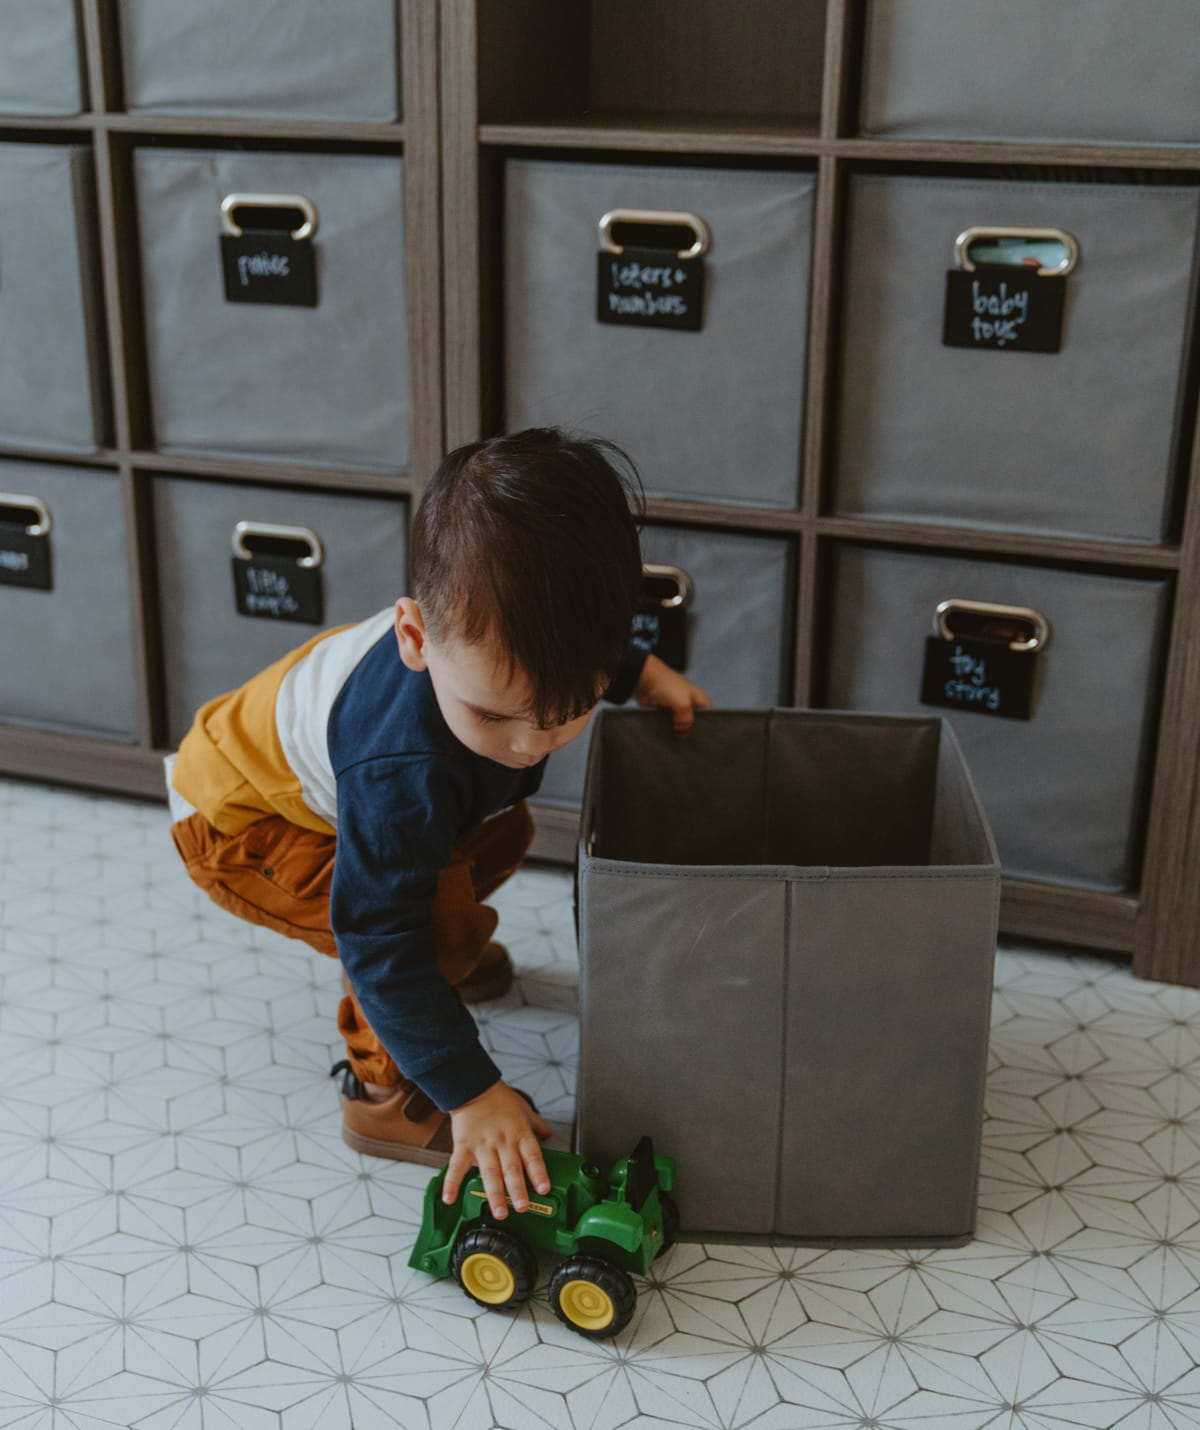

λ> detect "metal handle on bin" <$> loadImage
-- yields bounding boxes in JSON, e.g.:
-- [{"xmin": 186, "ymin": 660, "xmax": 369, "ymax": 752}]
[
  {"xmin": 221, "ymin": 192, "xmax": 319, "ymax": 242},
  {"xmin": 0, "ymin": 493, "xmax": 51, "ymax": 536},
  {"xmin": 935, "ymin": 598, "xmax": 1051, "ymax": 653},
  {"xmin": 642, "ymin": 563, "xmax": 694, "ymax": 609},
  {"xmin": 954, "ymin": 226, "xmax": 1079, "ymax": 278},
  {"xmin": 599, "ymin": 209, "xmax": 711, "ymax": 260},
  {"xmin": 232, "ymin": 521, "xmax": 324, "ymax": 568}
]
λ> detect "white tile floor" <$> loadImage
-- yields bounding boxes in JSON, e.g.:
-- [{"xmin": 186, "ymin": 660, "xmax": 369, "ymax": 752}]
[{"xmin": 1, "ymin": 776, "xmax": 1199, "ymax": 1430}]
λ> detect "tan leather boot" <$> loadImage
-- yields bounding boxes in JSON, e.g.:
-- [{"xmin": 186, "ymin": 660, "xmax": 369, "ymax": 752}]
[{"xmin": 331, "ymin": 1060, "xmax": 453, "ymax": 1165}]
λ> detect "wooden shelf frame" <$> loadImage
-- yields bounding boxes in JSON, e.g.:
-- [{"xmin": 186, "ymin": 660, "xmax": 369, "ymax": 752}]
[
  {"xmin": 436, "ymin": 0, "xmax": 1200, "ymax": 984},
  {"xmin": 4, "ymin": 0, "xmax": 1200, "ymax": 985}
]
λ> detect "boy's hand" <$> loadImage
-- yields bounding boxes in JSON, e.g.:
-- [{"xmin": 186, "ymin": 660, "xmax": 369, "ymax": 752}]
[
  {"xmin": 445, "ymin": 1080, "xmax": 553, "ymax": 1217},
  {"xmin": 633, "ymin": 653, "xmax": 713, "ymax": 736}
]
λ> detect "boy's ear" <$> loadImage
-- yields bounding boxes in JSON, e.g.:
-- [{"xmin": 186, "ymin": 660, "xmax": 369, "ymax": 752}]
[{"xmin": 394, "ymin": 597, "xmax": 428, "ymax": 672}]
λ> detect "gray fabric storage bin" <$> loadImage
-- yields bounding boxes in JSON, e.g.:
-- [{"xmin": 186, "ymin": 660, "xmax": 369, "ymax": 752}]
[
  {"xmin": 153, "ymin": 476, "xmax": 408, "ymax": 743},
  {"xmin": 835, "ymin": 174, "xmax": 1200, "ymax": 544},
  {"xmin": 135, "ymin": 149, "xmax": 410, "ymax": 471},
  {"xmin": 537, "ymin": 524, "xmax": 795, "ymax": 808},
  {"xmin": 0, "ymin": 143, "xmax": 109, "ymax": 452},
  {"xmin": 118, "ymin": 1, "xmax": 401, "ymax": 122},
  {"xmin": 504, "ymin": 159, "xmax": 815, "ymax": 508},
  {"xmin": 0, "ymin": 460, "xmax": 137, "ymax": 741},
  {"xmin": 577, "ymin": 708, "xmax": 1000, "ymax": 1242},
  {"xmin": 825, "ymin": 544, "xmax": 1171, "ymax": 893},
  {"xmin": 0, "ymin": 0, "xmax": 87, "ymax": 116},
  {"xmin": 860, "ymin": 1, "xmax": 1200, "ymax": 147}
]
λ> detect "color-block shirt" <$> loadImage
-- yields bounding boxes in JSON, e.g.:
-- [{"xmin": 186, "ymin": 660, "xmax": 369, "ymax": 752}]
[{"xmin": 169, "ymin": 608, "xmax": 645, "ymax": 1110}]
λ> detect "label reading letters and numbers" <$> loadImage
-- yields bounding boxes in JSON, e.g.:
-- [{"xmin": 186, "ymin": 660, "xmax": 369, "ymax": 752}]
[
  {"xmin": 920, "ymin": 635, "xmax": 1037, "ymax": 721},
  {"xmin": 0, "ymin": 527, "xmax": 51, "ymax": 590},
  {"xmin": 943, "ymin": 269, "xmax": 1066, "ymax": 354},
  {"xmin": 221, "ymin": 230, "xmax": 318, "ymax": 307},
  {"xmin": 597, "ymin": 247, "xmax": 704, "ymax": 332},
  {"xmin": 232, "ymin": 555, "xmax": 323, "ymax": 625}
]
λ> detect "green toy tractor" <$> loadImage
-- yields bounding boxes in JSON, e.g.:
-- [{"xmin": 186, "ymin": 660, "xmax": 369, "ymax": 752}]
[{"xmin": 408, "ymin": 1135, "xmax": 678, "ymax": 1338}]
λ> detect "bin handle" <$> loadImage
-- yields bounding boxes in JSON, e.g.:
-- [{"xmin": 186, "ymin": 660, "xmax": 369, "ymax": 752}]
[
  {"xmin": 232, "ymin": 521, "xmax": 324, "ymax": 569},
  {"xmin": 0, "ymin": 493, "xmax": 52, "ymax": 536},
  {"xmin": 643, "ymin": 563, "xmax": 694, "ymax": 609},
  {"xmin": 599, "ymin": 209, "xmax": 711, "ymax": 260},
  {"xmin": 935, "ymin": 598, "xmax": 1050, "ymax": 653},
  {"xmin": 954, "ymin": 226, "xmax": 1079, "ymax": 278},
  {"xmin": 221, "ymin": 193, "xmax": 319, "ymax": 242}
]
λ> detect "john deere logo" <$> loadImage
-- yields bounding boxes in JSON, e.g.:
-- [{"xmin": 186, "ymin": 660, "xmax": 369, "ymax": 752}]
[{"xmin": 468, "ymin": 1190, "xmax": 554, "ymax": 1218}]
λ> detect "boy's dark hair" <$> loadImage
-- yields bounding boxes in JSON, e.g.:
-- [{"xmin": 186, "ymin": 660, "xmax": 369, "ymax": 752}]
[{"xmin": 410, "ymin": 427, "xmax": 644, "ymax": 727}]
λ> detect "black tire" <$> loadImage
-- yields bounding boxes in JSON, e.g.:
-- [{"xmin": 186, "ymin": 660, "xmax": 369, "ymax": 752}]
[
  {"xmin": 548, "ymin": 1254, "xmax": 637, "ymax": 1339},
  {"xmin": 451, "ymin": 1226, "xmax": 537, "ymax": 1311},
  {"xmin": 658, "ymin": 1192, "xmax": 681, "ymax": 1254}
]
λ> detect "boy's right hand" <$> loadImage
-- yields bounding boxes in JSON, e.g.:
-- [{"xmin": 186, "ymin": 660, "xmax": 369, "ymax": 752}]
[{"xmin": 445, "ymin": 1079, "xmax": 552, "ymax": 1217}]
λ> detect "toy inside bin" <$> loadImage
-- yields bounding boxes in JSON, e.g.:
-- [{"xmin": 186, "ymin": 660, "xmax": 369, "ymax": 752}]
[{"xmin": 575, "ymin": 708, "xmax": 1000, "ymax": 1244}]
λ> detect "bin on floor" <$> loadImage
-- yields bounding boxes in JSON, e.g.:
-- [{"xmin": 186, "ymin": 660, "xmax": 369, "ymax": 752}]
[
  {"xmin": 153, "ymin": 476, "xmax": 409, "ymax": 743},
  {"xmin": 504, "ymin": 158, "xmax": 815, "ymax": 508},
  {"xmin": 576, "ymin": 708, "xmax": 1000, "ymax": 1243},
  {"xmin": 0, "ymin": 143, "xmax": 109, "ymax": 452},
  {"xmin": 0, "ymin": 0, "xmax": 87, "ymax": 116},
  {"xmin": 118, "ymin": 0, "xmax": 401, "ymax": 121},
  {"xmin": 0, "ymin": 460, "xmax": 138, "ymax": 741},
  {"xmin": 134, "ymin": 148, "xmax": 410, "ymax": 470},
  {"xmin": 859, "ymin": 0, "xmax": 1200, "ymax": 147}
]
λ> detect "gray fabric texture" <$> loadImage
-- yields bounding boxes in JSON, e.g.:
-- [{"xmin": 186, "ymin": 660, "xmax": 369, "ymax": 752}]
[
  {"xmin": 576, "ymin": 708, "xmax": 999, "ymax": 1241},
  {"xmin": 118, "ymin": 0, "xmax": 400, "ymax": 121},
  {"xmin": 0, "ymin": 144, "xmax": 110, "ymax": 451},
  {"xmin": 134, "ymin": 149, "xmax": 410, "ymax": 471},
  {"xmin": 824, "ymin": 544, "xmax": 1171, "ymax": 892},
  {"xmin": 537, "ymin": 524, "xmax": 795, "ymax": 808},
  {"xmin": 835, "ymin": 175, "xmax": 1200, "ymax": 544},
  {"xmin": 504, "ymin": 159, "xmax": 815, "ymax": 508},
  {"xmin": 153, "ymin": 477, "xmax": 408, "ymax": 744},
  {"xmin": 0, "ymin": 0, "xmax": 86, "ymax": 115},
  {"xmin": 0, "ymin": 460, "xmax": 137, "ymax": 740},
  {"xmin": 860, "ymin": 0, "xmax": 1200, "ymax": 146}
]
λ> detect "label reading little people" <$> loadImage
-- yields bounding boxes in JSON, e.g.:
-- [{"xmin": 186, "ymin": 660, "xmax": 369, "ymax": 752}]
[
  {"xmin": 920, "ymin": 635, "xmax": 1037, "ymax": 721},
  {"xmin": 597, "ymin": 247, "xmax": 704, "ymax": 332},
  {"xmin": 221, "ymin": 229, "xmax": 317, "ymax": 307},
  {"xmin": 0, "ymin": 525, "xmax": 51, "ymax": 591},
  {"xmin": 943, "ymin": 268, "xmax": 1065, "ymax": 354},
  {"xmin": 232, "ymin": 554, "xmax": 323, "ymax": 625}
]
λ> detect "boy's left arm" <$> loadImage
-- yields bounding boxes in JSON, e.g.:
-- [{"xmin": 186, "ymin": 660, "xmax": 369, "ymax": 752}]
[{"xmin": 632, "ymin": 652, "xmax": 712, "ymax": 736}]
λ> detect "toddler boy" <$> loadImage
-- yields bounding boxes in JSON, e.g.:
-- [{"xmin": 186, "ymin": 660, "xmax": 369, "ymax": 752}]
[{"xmin": 166, "ymin": 428, "xmax": 710, "ymax": 1220}]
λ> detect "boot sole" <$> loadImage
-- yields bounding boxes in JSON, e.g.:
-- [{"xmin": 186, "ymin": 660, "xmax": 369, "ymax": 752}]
[{"xmin": 341, "ymin": 1125, "xmax": 451, "ymax": 1165}]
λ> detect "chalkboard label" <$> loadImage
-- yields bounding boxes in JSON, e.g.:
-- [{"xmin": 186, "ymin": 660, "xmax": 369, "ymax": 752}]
[
  {"xmin": 232, "ymin": 554, "xmax": 323, "ymax": 624},
  {"xmin": 630, "ymin": 600, "xmax": 687, "ymax": 670},
  {"xmin": 597, "ymin": 247, "xmax": 704, "ymax": 332},
  {"xmin": 221, "ymin": 230, "xmax": 317, "ymax": 307},
  {"xmin": 920, "ymin": 635, "xmax": 1037, "ymax": 720},
  {"xmin": 0, "ymin": 528, "xmax": 51, "ymax": 591},
  {"xmin": 943, "ymin": 269, "xmax": 1065, "ymax": 354}
]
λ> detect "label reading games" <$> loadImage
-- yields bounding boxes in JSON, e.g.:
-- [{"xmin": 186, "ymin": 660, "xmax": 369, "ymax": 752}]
[
  {"xmin": 943, "ymin": 268, "xmax": 1066, "ymax": 354},
  {"xmin": 597, "ymin": 247, "xmax": 704, "ymax": 332},
  {"xmin": 0, "ymin": 527, "xmax": 51, "ymax": 591},
  {"xmin": 920, "ymin": 635, "xmax": 1037, "ymax": 721},
  {"xmin": 221, "ymin": 229, "xmax": 317, "ymax": 308}
]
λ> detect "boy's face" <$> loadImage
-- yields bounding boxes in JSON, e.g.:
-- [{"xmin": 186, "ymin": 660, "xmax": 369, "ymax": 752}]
[{"xmin": 394, "ymin": 599, "xmax": 596, "ymax": 769}]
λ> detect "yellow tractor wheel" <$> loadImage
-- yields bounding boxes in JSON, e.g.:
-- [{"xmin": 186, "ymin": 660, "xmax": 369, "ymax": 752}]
[
  {"xmin": 451, "ymin": 1227, "xmax": 536, "ymax": 1311},
  {"xmin": 549, "ymin": 1255, "xmax": 636, "ymax": 1339}
]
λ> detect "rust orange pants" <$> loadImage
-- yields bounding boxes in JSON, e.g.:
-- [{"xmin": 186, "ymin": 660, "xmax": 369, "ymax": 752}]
[{"xmin": 170, "ymin": 802, "xmax": 534, "ymax": 1086}]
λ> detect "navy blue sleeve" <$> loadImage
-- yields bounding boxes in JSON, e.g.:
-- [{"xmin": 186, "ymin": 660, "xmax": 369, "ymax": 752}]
[
  {"xmin": 330, "ymin": 753, "xmax": 502, "ymax": 1112},
  {"xmin": 603, "ymin": 642, "xmax": 650, "ymax": 706}
]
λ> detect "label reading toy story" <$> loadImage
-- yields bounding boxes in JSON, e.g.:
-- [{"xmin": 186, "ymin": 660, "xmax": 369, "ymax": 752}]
[{"xmin": 920, "ymin": 635, "xmax": 1037, "ymax": 720}]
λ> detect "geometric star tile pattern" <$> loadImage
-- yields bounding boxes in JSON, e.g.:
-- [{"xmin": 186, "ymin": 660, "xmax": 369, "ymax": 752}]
[{"xmin": 1, "ymin": 775, "xmax": 1199, "ymax": 1429}]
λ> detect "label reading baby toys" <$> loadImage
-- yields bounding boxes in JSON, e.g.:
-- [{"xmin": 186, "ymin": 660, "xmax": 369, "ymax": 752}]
[{"xmin": 943, "ymin": 267, "xmax": 1065, "ymax": 354}]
